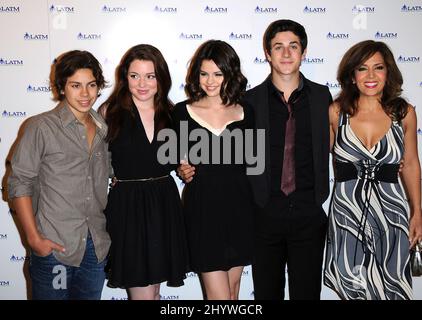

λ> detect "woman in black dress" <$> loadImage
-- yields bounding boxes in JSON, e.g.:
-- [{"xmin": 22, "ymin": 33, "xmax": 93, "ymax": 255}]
[
  {"xmin": 99, "ymin": 44, "xmax": 188, "ymax": 300},
  {"xmin": 173, "ymin": 40, "xmax": 255, "ymax": 300}
]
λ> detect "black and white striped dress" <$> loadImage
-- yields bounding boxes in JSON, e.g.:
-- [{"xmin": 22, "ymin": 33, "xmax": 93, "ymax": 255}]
[{"xmin": 324, "ymin": 113, "xmax": 412, "ymax": 300}]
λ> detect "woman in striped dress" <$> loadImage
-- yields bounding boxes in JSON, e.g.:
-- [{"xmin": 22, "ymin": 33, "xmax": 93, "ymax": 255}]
[{"xmin": 324, "ymin": 40, "xmax": 422, "ymax": 300}]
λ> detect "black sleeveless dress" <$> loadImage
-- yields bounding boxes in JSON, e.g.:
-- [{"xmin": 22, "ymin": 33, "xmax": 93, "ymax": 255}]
[
  {"xmin": 104, "ymin": 106, "xmax": 188, "ymax": 288},
  {"xmin": 172, "ymin": 101, "xmax": 255, "ymax": 273}
]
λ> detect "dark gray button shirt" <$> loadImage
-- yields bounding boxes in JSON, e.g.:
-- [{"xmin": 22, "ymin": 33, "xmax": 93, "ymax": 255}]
[{"xmin": 8, "ymin": 101, "xmax": 111, "ymax": 267}]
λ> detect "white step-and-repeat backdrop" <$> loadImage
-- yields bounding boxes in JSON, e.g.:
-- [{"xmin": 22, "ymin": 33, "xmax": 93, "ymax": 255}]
[{"xmin": 0, "ymin": 0, "xmax": 421, "ymax": 300}]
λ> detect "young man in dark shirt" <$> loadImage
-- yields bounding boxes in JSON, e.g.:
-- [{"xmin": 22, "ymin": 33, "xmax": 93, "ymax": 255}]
[{"xmin": 244, "ymin": 19, "xmax": 332, "ymax": 300}]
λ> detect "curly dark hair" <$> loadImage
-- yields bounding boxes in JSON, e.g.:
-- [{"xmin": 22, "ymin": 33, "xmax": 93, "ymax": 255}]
[
  {"xmin": 185, "ymin": 40, "xmax": 247, "ymax": 106},
  {"xmin": 100, "ymin": 44, "xmax": 173, "ymax": 142},
  {"xmin": 336, "ymin": 40, "xmax": 408, "ymax": 121},
  {"xmin": 50, "ymin": 50, "xmax": 106, "ymax": 101}
]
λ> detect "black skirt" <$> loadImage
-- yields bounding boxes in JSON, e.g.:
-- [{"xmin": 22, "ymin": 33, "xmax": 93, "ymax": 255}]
[
  {"xmin": 183, "ymin": 165, "xmax": 254, "ymax": 273},
  {"xmin": 104, "ymin": 176, "xmax": 188, "ymax": 288}
]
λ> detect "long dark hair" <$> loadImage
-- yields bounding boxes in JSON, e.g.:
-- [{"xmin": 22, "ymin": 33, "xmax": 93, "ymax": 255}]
[
  {"xmin": 185, "ymin": 40, "xmax": 247, "ymax": 106},
  {"xmin": 101, "ymin": 44, "xmax": 172, "ymax": 142},
  {"xmin": 336, "ymin": 40, "xmax": 408, "ymax": 121}
]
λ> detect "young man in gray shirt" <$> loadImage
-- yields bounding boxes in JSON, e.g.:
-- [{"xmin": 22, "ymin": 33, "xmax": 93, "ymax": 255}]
[{"xmin": 8, "ymin": 50, "xmax": 111, "ymax": 300}]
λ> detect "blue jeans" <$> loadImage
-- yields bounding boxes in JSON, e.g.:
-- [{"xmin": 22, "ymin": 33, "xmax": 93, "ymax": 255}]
[{"xmin": 29, "ymin": 233, "xmax": 106, "ymax": 300}]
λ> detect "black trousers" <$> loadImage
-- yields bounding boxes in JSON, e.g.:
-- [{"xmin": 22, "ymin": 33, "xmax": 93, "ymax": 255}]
[{"xmin": 252, "ymin": 198, "xmax": 328, "ymax": 300}]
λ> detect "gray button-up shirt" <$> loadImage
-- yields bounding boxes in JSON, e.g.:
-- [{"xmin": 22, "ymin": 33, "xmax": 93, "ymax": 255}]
[{"xmin": 8, "ymin": 102, "xmax": 111, "ymax": 267}]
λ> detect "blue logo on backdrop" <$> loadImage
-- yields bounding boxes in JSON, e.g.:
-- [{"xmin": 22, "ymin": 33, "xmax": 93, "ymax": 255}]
[
  {"xmin": 375, "ymin": 32, "xmax": 398, "ymax": 39},
  {"xmin": 419, "ymin": 81, "xmax": 422, "ymax": 87},
  {"xmin": 111, "ymin": 296, "xmax": 128, "ymax": 300},
  {"xmin": 397, "ymin": 55, "xmax": 420, "ymax": 63},
  {"xmin": 102, "ymin": 5, "xmax": 126, "ymax": 13},
  {"xmin": 2, "ymin": 110, "xmax": 27, "ymax": 117},
  {"xmin": 154, "ymin": 6, "xmax": 177, "ymax": 13},
  {"xmin": 49, "ymin": 5, "xmax": 75, "ymax": 13},
  {"xmin": 352, "ymin": 5, "xmax": 375, "ymax": 13},
  {"xmin": 0, "ymin": 234, "xmax": 7, "ymax": 240},
  {"xmin": 27, "ymin": 85, "xmax": 51, "ymax": 93},
  {"xmin": 417, "ymin": 128, "xmax": 422, "ymax": 135},
  {"xmin": 254, "ymin": 57, "xmax": 268, "ymax": 64},
  {"xmin": 0, "ymin": 6, "xmax": 20, "ymax": 13},
  {"xmin": 229, "ymin": 32, "xmax": 252, "ymax": 40},
  {"xmin": 77, "ymin": 33, "xmax": 102, "ymax": 40},
  {"xmin": 326, "ymin": 82, "xmax": 341, "ymax": 89},
  {"xmin": 327, "ymin": 32, "xmax": 349, "ymax": 39},
  {"xmin": 179, "ymin": 33, "xmax": 202, "ymax": 40},
  {"xmin": 303, "ymin": 6, "xmax": 326, "ymax": 13},
  {"xmin": 186, "ymin": 272, "xmax": 198, "ymax": 278},
  {"xmin": 0, "ymin": 281, "xmax": 10, "ymax": 287},
  {"xmin": 246, "ymin": 84, "xmax": 252, "ymax": 90},
  {"xmin": 204, "ymin": 6, "xmax": 227, "ymax": 13},
  {"xmin": 254, "ymin": 6, "xmax": 277, "ymax": 13},
  {"xmin": 10, "ymin": 255, "xmax": 29, "ymax": 262},
  {"xmin": 160, "ymin": 295, "xmax": 179, "ymax": 300},
  {"xmin": 24, "ymin": 32, "xmax": 48, "ymax": 40},
  {"xmin": 303, "ymin": 57, "xmax": 325, "ymax": 64},
  {"xmin": 0, "ymin": 58, "xmax": 23, "ymax": 66},
  {"xmin": 179, "ymin": 83, "xmax": 185, "ymax": 90},
  {"xmin": 401, "ymin": 5, "xmax": 422, "ymax": 12}
]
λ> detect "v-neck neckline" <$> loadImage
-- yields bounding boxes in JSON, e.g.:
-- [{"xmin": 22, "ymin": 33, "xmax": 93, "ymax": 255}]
[
  {"xmin": 348, "ymin": 116, "xmax": 392, "ymax": 153},
  {"xmin": 133, "ymin": 105, "xmax": 155, "ymax": 145}
]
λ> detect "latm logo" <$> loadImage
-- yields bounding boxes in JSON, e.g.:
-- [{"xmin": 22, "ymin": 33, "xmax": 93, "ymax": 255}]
[
  {"xmin": 0, "ymin": 6, "xmax": 20, "ymax": 13},
  {"xmin": 179, "ymin": 33, "xmax": 202, "ymax": 40},
  {"xmin": 77, "ymin": 33, "xmax": 102, "ymax": 40},
  {"xmin": 102, "ymin": 5, "xmax": 126, "ymax": 13},
  {"xmin": 24, "ymin": 33, "xmax": 48, "ymax": 40},
  {"xmin": 49, "ymin": 5, "xmax": 75, "ymax": 13},
  {"xmin": 401, "ymin": 5, "xmax": 422, "ymax": 12},
  {"xmin": 154, "ymin": 6, "xmax": 177, "ymax": 13},
  {"xmin": 27, "ymin": 85, "xmax": 51, "ymax": 93},
  {"xmin": 327, "ymin": 32, "xmax": 349, "ymax": 39},
  {"xmin": 0, "ymin": 58, "xmax": 23, "ymax": 66},
  {"xmin": 397, "ymin": 55, "xmax": 420, "ymax": 63},
  {"xmin": 352, "ymin": 5, "xmax": 375, "ymax": 13},
  {"xmin": 10, "ymin": 255, "xmax": 29, "ymax": 262},
  {"xmin": 326, "ymin": 82, "xmax": 341, "ymax": 89},
  {"xmin": 254, "ymin": 6, "xmax": 277, "ymax": 13},
  {"xmin": 375, "ymin": 32, "xmax": 398, "ymax": 39},
  {"xmin": 0, "ymin": 281, "xmax": 10, "ymax": 287},
  {"xmin": 303, "ymin": 57, "xmax": 324, "ymax": 64},
  {"xmin": 253, "ymin": 57, "xmax": 268, "ymax": 64},
  {"xmin": 204, "ymin": 6, "xmax": 227, "ymax": 13},
  {"xmin": 417, "ymin": 128, "xmax": 422, "ymax": 135},
  {"xmin": 229, "ymin": 33, "xmax": 252, "ymax": 40},
  {"xmin": 0, "ymin": 234, "xmax": 7, "ymax": 240},
  {"xmin": 2, "ymin": 110, "xmax": 27, "ymax": 117},
  {"xmin": 303, "ymin": 6, "xmax": 326, "ymax": 13}
]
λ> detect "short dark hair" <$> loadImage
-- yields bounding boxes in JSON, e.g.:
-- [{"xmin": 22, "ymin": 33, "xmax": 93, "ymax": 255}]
[
  {"xmin": 336, "ymin": 40, "xmax": 408, "ymax": 121},
  {"xmin": 50, "ymin": 50, "xmax": 105, "ymax": 101},
  {"xmin": 264, "ymin": 19, "xmax": 308, "ymax": 54},
  {"xmin": 101, "ymin": 44, "xmax": 173, "ymax": 142},
  {"xmin": 185, "ymin": 40, "xmax": 247, "ymax": 106}
]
